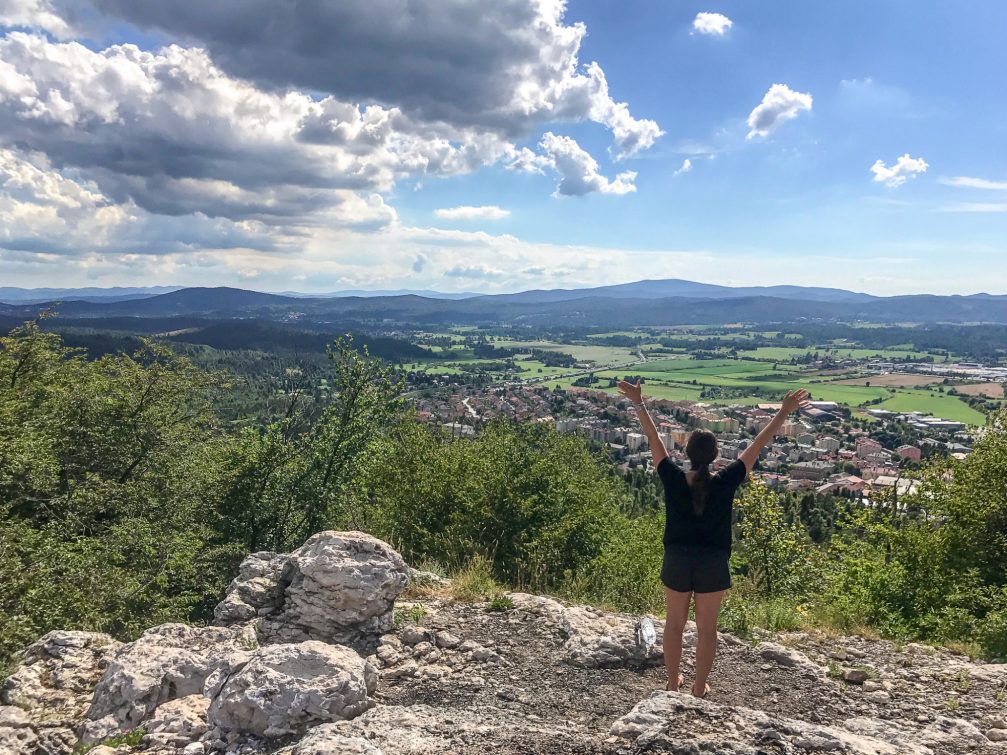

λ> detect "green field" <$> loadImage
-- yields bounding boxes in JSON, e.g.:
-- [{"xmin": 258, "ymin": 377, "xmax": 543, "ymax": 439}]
[
  {"xmin": 403, "ymin": 333, "xmax": 987, "ymax": 426},
  {"xmin": 742, "ymin": 346, "xmax": 933, "ymax": 361},
  {"xmin": 879, "ymin": 389, "xmax": 988, "ymax": 426},
  {"xmin": 493, "ymin": 340, "xmax": 640, "ymax": 363}
]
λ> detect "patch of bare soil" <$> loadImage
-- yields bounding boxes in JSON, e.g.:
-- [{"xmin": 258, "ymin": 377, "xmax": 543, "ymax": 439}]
[
  {"xmin": 834, "ymin": 373, "xmax": 939, "ymax": 388},
  {"xmin": 954, "ymin": 382, "xmax": 1004, "ymax": 398}
]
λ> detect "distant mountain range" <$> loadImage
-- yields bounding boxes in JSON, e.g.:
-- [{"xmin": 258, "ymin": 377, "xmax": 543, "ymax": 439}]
[
  {"xmin": 0, "ymin": 286, "xmax": 183, "ymax": 304},
  {"xmin": 2, "ymin": 280, "xmax": 1007, "ymax": 326},
  {"xmin": 478, "ymin": 279, "xmax": 879, "ymax": 304},
  {"xmin": 0, "ymin": 286, "xmax": 480, "ymax": 304}
]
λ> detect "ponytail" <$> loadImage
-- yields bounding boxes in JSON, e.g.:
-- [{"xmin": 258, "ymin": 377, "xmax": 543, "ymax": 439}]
[
  {"xmin": 684, "ymin": 429, "xmax": 718, "ymax": 516},
  {"xmin": 690, "ymin": 463, "xmax": 711, "ymax": 515}
]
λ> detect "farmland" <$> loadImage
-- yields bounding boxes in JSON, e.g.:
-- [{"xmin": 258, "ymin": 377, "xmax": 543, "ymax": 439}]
[{"xmin": 402, "ymin": 330, "xmax": 1002, "ymax": 426}]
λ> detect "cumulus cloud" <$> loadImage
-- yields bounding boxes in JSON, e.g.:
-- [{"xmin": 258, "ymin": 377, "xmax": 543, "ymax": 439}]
[
  {"xmin": 870, "ymin": 154, "xmax": 928, "ymax": 188},
  {"xmin": 940, "ymin": 176, "xmax": 1007, "ymax": 190},
  {"xmin": 539, "ymin": 133, "xmax": 637, "ymax": 197},
  {"xmin": 746, "ymin": 84, "xmax": 813, "ymax": 139},
  {"xmin": 0, "ymin": 33, "xmax": 437, "ymax": 229},
  {"xmin": 0, "ymin": 0, "xmax": 662, "ymax": 281},
  {"xmin": 77, "ymin": 0, "xmax": 661, "ymax": 159},
  {"xmin": 0, "ymin": 0, "xmax": 72, "ymax": 37},
  {"xmin": 673, "ymin": 158, "xmax": 693, "ymax": 177},
  {"xmin": 444, "ymin": 263, "xmax": 507, "ymax": 280},
  {"xmin": 0, "ymin": 148, "xmax": 284, "ymax": 256},
  {"xmin": 435, "ymin": 206, "xmax": 511, "ymax": 221},
  {"xmin": 692, "ymin": 12, "xmax": 732, "ymax": 36}
]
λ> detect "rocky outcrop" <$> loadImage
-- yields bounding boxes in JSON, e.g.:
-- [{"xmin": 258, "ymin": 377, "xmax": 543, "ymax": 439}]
[
  {"xmin": 559, "ymin": 606, "xmax": 667, "ymax": 668},
  {"xmin": 215, "ymin": 531, "xmax": 409, "ymax": 654},
  {"xmin": 611, "ymin": 691, "xmax": 927, "ymax": 754},
  {"xmin": 1, "ymin": 631, "xmax": 121, "ymax": 755},
  {"xmin": 206, "ymin": 640, "xmax": 375, "ymax": 741},
  {"xmin": 5, "ymin": 531, "xmax": 1007, "ymax": 755},
  {"xmin": 755, "ymin": 640, "xmax": 825, "ymax": 676},
  {"xmin": 274, "ymin": 704, "xmax": 579, "ymax": 755},
  {"xmin": 79, "ymin": 623, "xmax": 255, "ymax": 745},
  {"xmin": 212, "ymin": 552, "xmax": 289, "ymax": 626},
  {"xmin": 508, "ymin": 592, "xmax": 674, "ymax": 668},
  {"xmin": 142, "ymin": 695, "xmax": 210, "ymax": 749},
  {"xmin": 1, "ymin": 631, "xmax": 121, "ymax": 718}
]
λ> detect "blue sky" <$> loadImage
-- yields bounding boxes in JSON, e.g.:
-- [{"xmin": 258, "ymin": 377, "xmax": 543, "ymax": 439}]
[{"xmin": 0, "ymin": 0, "xmax": 1004, "ymax": 294}]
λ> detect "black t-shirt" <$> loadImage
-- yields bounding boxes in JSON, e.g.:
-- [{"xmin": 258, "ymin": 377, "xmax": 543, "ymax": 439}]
[{"xmin": 657, "ymin": 456, "xmax": 748, "ymax": 553}]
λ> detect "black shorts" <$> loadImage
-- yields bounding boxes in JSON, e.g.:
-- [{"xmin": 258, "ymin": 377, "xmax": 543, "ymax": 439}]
[{"xmin": 661, "ymin": 545, "xmax": 731, "ymax": 593}]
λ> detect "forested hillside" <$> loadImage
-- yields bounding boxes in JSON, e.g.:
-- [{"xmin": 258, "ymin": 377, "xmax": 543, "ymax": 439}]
[{"xmin": 1, "ymin": 320, "xmax": 1005, "ymax": 675}]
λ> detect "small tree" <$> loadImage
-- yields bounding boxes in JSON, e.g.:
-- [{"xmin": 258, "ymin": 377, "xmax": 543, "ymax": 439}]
[
  {"xmin": 732, "ymin": 481, "xmax": 820, "ymax": 597},
  {"xmin": 216, "ymin": 334, "xmax": 406, "ymax": 551}
]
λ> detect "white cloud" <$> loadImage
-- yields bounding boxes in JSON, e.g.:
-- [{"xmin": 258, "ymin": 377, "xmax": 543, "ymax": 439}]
[
  {"xmin": 435, "ymin": 205, "xmax": 510, "ymax": 221},
  {"xmin": 0, "ymin": 148, "xmax": 289, "ymax": 255},
  {"xmin": 942, "ymin": 202, "xmax": 1007, "ymax": 213},
  {"xmin": 0, "ymin": 0, "xmax": 72, "ymax": 37},
  {"xmin": 444, "ymin": 263, "xmax": 507, "ymax": 280},
  {"xmin": 673, "ymin": 158, "xmax": 693, "ymax": 177},
  {"xmin": 0, "ymin": 1, "xmax": 666, "ymax": 285},
  {"xmin": 692, "ymin": 12, "xmax": 733, "ymax": 36},
  {"xmin": 67, "ymin": 0, "xmax": 662, "ymax": 160},
  {"xmin": 538, "ymin": 133, "xmax": 637, "ymax": 196},
  {"xmin": 0, "ymin": 33, "xmax": 464, "ymax": 226},
  {"xmin": 870, "ymin": 154, "xmax": 928, "ymax": 188},
  {"xmin": 746, "ymin": 84, "xmax": 813, "ymax": 139},
  {"xmin": 940, "ymin": 176, "xmax": 1007, "ymax": 191}
]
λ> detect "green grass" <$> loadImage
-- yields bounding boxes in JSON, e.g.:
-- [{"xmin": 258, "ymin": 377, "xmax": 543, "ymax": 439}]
[
  {"xmin": 492, "ymin": 340, "xmax": 640, "ymax": 363},
  {"xmin": 513, "ymin": 359, "xmax": 573, "ymax": 377},
  {"xmin": 880, "ymin": 390, "xmax": 988, "ymax": 425}
]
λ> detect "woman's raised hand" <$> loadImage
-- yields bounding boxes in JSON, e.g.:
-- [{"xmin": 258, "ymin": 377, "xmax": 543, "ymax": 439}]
[
  {"xmin": 781, "ymin": 388, "xmax": 811, "ymax": 414},
  {"xmin": 617, "ymin": 379, "xmax": 643, "ymax": 405}
]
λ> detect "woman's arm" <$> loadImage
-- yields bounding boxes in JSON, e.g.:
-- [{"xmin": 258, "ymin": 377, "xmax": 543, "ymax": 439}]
[
  {"xmin": 617, "ymin": 379, "xmax": 669, "ymax": 467},
  {"xmin": 738, "ymin": 389, "xmax": 810, "ymax": 473}
]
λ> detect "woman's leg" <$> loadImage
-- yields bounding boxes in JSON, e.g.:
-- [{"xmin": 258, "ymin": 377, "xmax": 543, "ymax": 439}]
[
  {"xmin": 663, "ymin": 588, "xmax": 692, "ymax": 690},
  {"xmin": 691, "ymin": 589, "xmax": 726, "ymax": 696}
]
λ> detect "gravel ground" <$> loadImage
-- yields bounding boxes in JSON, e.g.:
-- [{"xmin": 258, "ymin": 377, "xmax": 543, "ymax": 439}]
[{"xmin": 372, "ymin": 595, "xmax": 1007, "ymax": 755}]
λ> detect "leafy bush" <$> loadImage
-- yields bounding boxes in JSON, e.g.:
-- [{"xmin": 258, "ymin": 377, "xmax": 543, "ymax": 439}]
[
  {"xmin": 562, "ymin": 511, "xmax": 664, "ymax": 615},
  {"xmin": 732, "ymin": 481, "xmax": 823, "ymax": 599},
  {"xmin": 0, "ymin": 322, "xmax": 236, "ymax": 667},
  {"xmin": 367, "ymin": 417, "xmax": 620, "ymax": 591}
]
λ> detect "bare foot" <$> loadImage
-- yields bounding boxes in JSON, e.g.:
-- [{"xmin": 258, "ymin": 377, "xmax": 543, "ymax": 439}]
[
  {"xmin": 666, "ymin": 674, "xmax": 684, "ymax": 691},
  {"xmin": 691, "ymin": 682, "xmax": 710, "ymax": 698}
]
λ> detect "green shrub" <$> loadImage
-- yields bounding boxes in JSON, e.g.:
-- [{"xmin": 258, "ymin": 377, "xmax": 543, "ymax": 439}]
[
  {"xmin": 450, "ymin": 555, "xmax": 502, "ymax": 601},
  {"xmin": 392, "ymin": 604, "xmax": 427, "ymax": 628},
  {"xmin": 562, "ymin": 511, "xmax": 664, "ymax": 615},
  {"xmin": 486, "ymin": 593, "xmax": 515, "ymax": 612}
]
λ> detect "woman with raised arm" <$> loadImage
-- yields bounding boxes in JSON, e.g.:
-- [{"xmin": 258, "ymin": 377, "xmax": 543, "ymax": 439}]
[{"xmin": 616, "ymin": 380, "xmax": 810, "ymax": 697}]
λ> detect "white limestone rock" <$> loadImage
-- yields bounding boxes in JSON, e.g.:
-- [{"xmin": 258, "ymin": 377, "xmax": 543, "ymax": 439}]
[
  {"xmin": 79, "ymin": 623, "xmax": 253, "ymax": 744},
  {"xmin": 213, "ymin": 551, "xmax": 290, "ymax": 625},
  {"xmin": 559, "ymin": 606, "xmax": 668, "ymax": 668},
  {"xmin": 274, "ymin": 703, "xmax": 573, "ymax": 755},
  {"xmin": 0, "ymin": 721, "xmax": 37, "ymax": 755},
  {"xmin": 207, "ymin": 640, "xmax": 375, "ymax": 739},
  {"xmin": 216, "ymin": 531, "xmax": 409, "ymax": 653},
  {"xmin": 756, "ymin": 641, "xmax": 825, "ymax": 677},
  {"xmin": 611, "ymin": 692, "xmax": 929, "ymax": 755},
  {"xmin": 844, "ymin": 714, "xmax": 987, "ymax": 751},
  {"xmin": 1, "ymin": 631, "xmax": 121, "ymax": 719},
  {"xmin": 143, "ymin": 694, "xmax": 210, "ymax": 748},
  {"xmin": 505, "ymin": 592, "xmax": 567, "ymax": 624}
]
